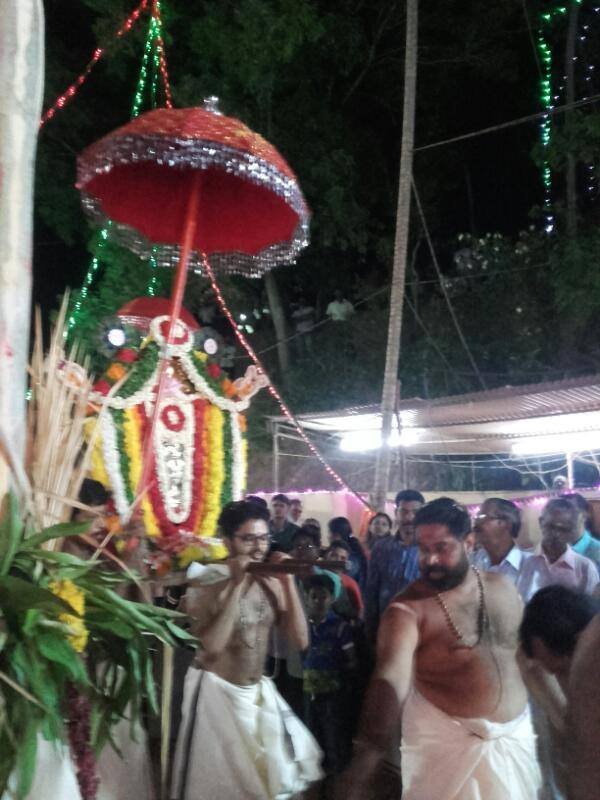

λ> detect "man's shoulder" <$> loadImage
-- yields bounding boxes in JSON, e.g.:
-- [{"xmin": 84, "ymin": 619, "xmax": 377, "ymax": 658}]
[
  {"xmin": 391, "ymin": 579, "xmax": 431, "ymax": 604},
  {"xmin": 582, "ymin": 537, "xmax": 600, "ymax": 564},
  {"xmin": 517, "ymin": 548, "xmax": 543, "ymax": 571},
  {"xmin": 482, "ymin": 569, "xmax": 515, "ymax": 586},
  {"xmin": 571, "ymin": 547, "xmax": 600, "ymax": 575},
  {"xmin": 481, "ymin": 569, "xmax": 523, "ymax": 605}
]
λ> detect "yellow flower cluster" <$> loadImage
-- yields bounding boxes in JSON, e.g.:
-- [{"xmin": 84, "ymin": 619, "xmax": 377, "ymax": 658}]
[
  {"xmin": 123, "ymin": 406, "xmax": 160, "ymax": 536},
  {"xmin": 49, "ymin": 579, "xmax": 88, "ymax": 653},
  {"xmin": 204, "ymin": 404, "xmax": 225, "ymax": 536},
  {"xmin": 85, "ymin": 419, "xmax": 111, "ymax": 488}
]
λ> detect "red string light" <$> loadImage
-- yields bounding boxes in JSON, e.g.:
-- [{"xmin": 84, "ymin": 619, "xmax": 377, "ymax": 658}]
[
  {"xmin": 200, "ymin": 253, "xmax": 370, "ymax": 508},
  {"xmin": 151, "ymin": 0, "xmax": 173, "ymax": 109},
  {"xmin": 40, "ymin": 0, "xmax": 149, "ymax": 128}
]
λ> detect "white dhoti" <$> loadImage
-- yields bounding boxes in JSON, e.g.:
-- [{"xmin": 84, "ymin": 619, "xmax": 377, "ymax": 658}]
[
  {"xmin": 96, "ymin": 715, "xmax": 156, "ymax": 800},
  {"xmin": 401, "ymin": 690, "xmax": 542, "ymax": 800},
  {"xmin": 171, "ymin": 668, "xmax": 323, "ymax": 800},
  {"xmin": 3, "ymin": 739, "xmax": 82, "ymax": 800}
]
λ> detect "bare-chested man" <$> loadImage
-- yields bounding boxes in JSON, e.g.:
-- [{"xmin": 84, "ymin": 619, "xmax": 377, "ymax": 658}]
[
  {"xmin": 171, "ymin": 500, "xmax": 322, "ymax": 800},
  {"xmin": 342, "ymin": 497, "xmax": 541, "ymax": 800}
]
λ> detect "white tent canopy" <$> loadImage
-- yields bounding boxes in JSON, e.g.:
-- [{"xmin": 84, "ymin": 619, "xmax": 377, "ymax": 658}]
[{"xmin": 269, "ymin": 375, "xmax": 600, "ymax": 457}]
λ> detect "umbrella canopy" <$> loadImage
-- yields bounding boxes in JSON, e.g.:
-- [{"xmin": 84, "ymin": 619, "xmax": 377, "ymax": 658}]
[
  {"xmin": 117, "ymin": 296, "xmax": 199, "ymax": 332},
  {"xmin": 77, "ymin": 104, "xmax": 310, "ymax": 277}
]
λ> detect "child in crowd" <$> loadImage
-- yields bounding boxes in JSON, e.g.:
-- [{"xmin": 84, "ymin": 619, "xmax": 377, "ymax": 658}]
[
  {"xmin": 325, "ymin": 540, "xmax": 364, "ymax": 619},
  {"xmin": 327, "ymin": 517, "xmax": 367, "ymax": 590},
  {"xmin": 303, "ymin": 574, "xmax": 357, "ymax": 788}
]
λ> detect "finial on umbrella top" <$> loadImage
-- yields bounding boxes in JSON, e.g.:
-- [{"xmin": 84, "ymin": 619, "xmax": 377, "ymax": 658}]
[{"xmin": 203, "ymin": 96, "xmax": 221, "ymax": 115}]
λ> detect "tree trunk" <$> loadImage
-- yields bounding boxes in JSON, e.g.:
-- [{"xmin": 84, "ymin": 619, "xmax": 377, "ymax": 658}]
[
  {"xmin": 264, "ymin": 271, "xmax": 290, "ymax": 380},
  {"xmin": 372, "ymin": 0, "xmax": 418, "ymax": 510},
  {"xmin": 565, "ymin": 2, "xmax": 579, "ymax": 238},
  {"xmin": 0, "ymin": 0, "xmax": 44, "ymax": 494}
]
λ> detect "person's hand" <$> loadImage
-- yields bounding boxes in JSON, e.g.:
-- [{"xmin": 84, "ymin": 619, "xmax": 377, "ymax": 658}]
[
  {"xmin": 267, "ymin": 551, "xmax": 302, "ymax": 585},
  {"xmin": 515, "ymin": 643, "xmax": 544, "ymax": 679},
  {"xmin": 119, "ymin": 517, "xmax": 146, "ymax": 554},
  {"xmin": 270, "ymin": 550, "xmax": 314, "ymax": 580},
  {"xmin": 268, "ymin": 551, "xmax": 290, "ymax": 564},
  {"xmin": 228, "ymin": 555, "xmax": 252, "ymax": 586}
]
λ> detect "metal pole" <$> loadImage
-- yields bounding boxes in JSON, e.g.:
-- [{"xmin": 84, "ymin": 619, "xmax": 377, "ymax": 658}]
[
  {"xmin": 273, "ymin": 423, "xmax": 280, "ymax": 490},
  {"xmin": 372, "ymin": 0, "xmax": 419, "ymax": 509},
  {"xmin": 566, "ymin": 452, "xmax": 574, "ymax": 489}
]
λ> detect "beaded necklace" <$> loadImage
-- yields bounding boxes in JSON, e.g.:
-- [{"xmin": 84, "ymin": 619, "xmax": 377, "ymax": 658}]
[{"xmin": 435, "ymin": 566, "xmax": 488, "ymax": 649}]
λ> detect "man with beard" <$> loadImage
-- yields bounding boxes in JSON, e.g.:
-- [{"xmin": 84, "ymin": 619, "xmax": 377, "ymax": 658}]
[
  {"xmin": 364, "ymin": 490, "xmax": 423, "ymax": 642},
  {"xmin": 341, "ymin": 497, "xmax": 541, "ymax": 800}
]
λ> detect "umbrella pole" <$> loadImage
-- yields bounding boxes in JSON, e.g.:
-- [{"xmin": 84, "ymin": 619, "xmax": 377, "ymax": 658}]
[{"xmin": 135, "ymin": 170, "xmax": 201, "ymax": 512}]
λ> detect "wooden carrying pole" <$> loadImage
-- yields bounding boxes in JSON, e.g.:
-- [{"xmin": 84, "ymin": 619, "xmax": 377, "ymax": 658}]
[{"xmin": 372, "ymin": 0, "xmax": 418, "ymax": 510}]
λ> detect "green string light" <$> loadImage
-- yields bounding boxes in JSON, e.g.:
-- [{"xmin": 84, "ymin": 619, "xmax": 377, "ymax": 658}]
[
  {"xmin": 537, "ymin": 0, "xmax": 592, "ymax": 232},
  {"xmin": 144, "ymin": 13, "xmax": 167, "ymax": 297},
  {"xmin": 147, "ymin": 247, "xmax": 159, "ymax": 297},
  {"xmin": 68, "ymin": 10, "xmax": 166, "ymax": 337},
  {"xmin": 537, "ymin": 3, "xmax": 566, "ymax": 232},
  {"xmin": 131, "ymin": 14, "xmax": 156, "ymax": 119}
]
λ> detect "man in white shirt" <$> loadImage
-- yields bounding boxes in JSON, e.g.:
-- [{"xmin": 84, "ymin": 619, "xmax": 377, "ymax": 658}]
[
  {"xmin": 473, "ymin": 497, "xmax": 532, "ymax": 586},
  {"xmin": 517, "ymin": 497, "xmax": 599, "ymax": 603},
  {"xmin": 325, "ymin": 290, "xmax": 354, "ymax": 322}
]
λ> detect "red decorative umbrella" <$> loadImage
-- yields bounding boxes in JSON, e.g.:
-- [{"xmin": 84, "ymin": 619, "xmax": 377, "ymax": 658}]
[
  {"xmin": 76, "ymin": 98, "xmax": 309, "ymax": 508},
  {"xmin": 76, "ymin": 99, "xmax": 310, "ymax": 278}
]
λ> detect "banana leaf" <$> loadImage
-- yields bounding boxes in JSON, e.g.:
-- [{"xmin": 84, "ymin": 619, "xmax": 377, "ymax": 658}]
[{"xmin": 0, "ymin": 494, "xmax": 23, "ymax": 576}]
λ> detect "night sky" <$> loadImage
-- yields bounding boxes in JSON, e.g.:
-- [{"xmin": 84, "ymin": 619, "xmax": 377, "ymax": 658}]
[{"xmin": 35, "ymin": 2, "xmax": 543, "ymax": 315}]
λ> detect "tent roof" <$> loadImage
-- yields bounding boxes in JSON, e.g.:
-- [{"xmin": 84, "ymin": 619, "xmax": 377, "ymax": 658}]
[{"xmin": 269, "ymin": 374, "xmax": 600, "ymax": 455}]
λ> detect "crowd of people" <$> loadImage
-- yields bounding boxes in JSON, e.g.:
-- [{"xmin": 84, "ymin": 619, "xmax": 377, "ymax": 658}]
[{"xmin": 169, "ymin": 489, "xmax": 600, "ymax": 800}]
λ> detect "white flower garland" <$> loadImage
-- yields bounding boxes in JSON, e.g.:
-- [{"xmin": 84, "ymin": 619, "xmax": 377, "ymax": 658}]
[
  {"xmin": 230, "ymin": 411, "xmax": 244, "ymax": 501},
  {"xmin": 149, "ymin": 315, "xmax": 194, "ymax": 355},
  {"xmin": 100, "ymin": 411, "xmax": 130, "ymax": 518},
  {"xmin": 178, "ymin": 353, "xmax": 251, "ymax": 412},
  {"xmin": 89, "ymin": 364, "xmax": 159, "ymax": 410},
  {"xmin": 154, "ymin": 400, "xmax": 194, "ymax": 524}
]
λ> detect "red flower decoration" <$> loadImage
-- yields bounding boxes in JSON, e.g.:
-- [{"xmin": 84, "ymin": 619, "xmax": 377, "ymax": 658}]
[
  {"xmin": 115, "ymin": 347, "xmax": 138, "ymax": 363},
  {"xmin": 93, "ymin": 379, "xmax": 111, "ymax": 396},
  {"xmin": 160, "ymin": 403, "xmax": 185, "ymax": 432},
  {"xmin": 158, "ymin": 318, "xmax": 189, "ymax": 345},
  {"xmin": 207, "ymin": 362, "xmax": 221, "ymax": 379}
]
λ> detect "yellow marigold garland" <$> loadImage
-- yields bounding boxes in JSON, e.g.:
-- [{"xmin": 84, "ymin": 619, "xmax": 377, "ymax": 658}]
[
  {"xmin": 199, "ymin": 404, "xmax": 225, "ymax": 539},
  {"xmin": 48, "ymin": 579, "xmax": 88, "ymax": 653},
  {"xmin": 85, "ymin": 419, "xmax": 111, "ymax": 488}
]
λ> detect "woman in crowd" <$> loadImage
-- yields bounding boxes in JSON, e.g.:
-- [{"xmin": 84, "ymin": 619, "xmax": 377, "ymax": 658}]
[
  {"xmin": 366, "ymin": 512, "xmax": 393, "ymax": 555},
  {"xmin": 327, "ymin": 517, "xmax": 367, "ymax": 591}
]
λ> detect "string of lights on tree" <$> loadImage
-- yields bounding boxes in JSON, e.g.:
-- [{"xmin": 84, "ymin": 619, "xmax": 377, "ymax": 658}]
[
  {"xmin": 39, "ymin": 0, "xmax": 149, "ymax": 129},
  {"xmin": 66, "ymin": 1, "xmax": 172, "ymax": 337},
  {"xmin": 537, "ymin": 0, "xmax": 598, "ymax": 232}
]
